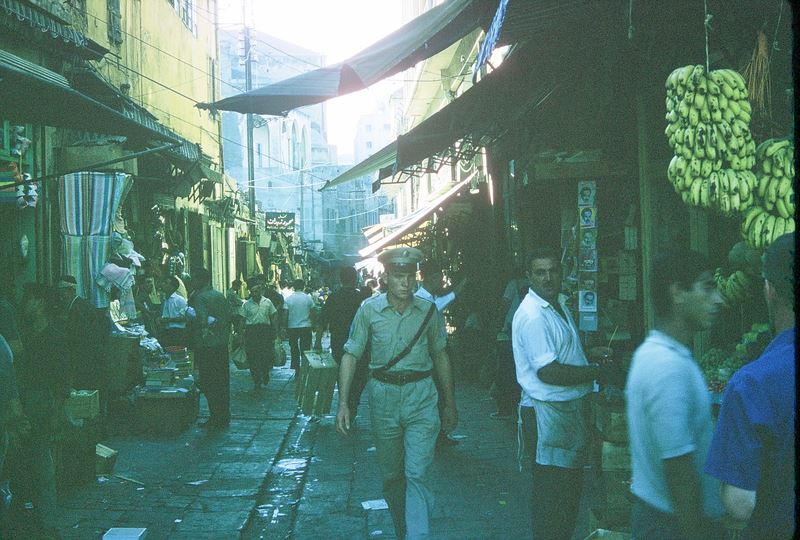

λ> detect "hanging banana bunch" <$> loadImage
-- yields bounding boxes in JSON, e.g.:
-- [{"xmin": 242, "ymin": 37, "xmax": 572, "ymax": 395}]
[
  {"xmin": 665, "ymin": 65, "xmax": 757, "ymax": 216},
  {"xmin": 713, "ymin": 267, "xmax": 753, "ymax": 307},
  {"xmin": 741, "ymin": 139, "xmax": 795, "ymax": 249}
]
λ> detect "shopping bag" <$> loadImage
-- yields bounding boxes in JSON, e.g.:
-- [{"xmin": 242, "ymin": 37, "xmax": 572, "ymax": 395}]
[
  {"xmin": 273, "ymin": 340, "xmax": 287, "ymax": 367},
  {"xmin": 231, "ymin": 346, "xmax": 249, "ymax": 370}
]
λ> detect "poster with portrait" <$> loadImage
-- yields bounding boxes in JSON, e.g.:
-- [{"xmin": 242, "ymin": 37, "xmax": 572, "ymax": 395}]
[
  {"xmin": 579, "ymin": 290, "xmax": 598, "ymax": 312},
  {"xmin": 577, "ymin": 180, "xmax": 596, "ymax": 206},
  {"xmin": 579, "ymin": 207, "xmax": 597, "ymax": 228},
  {"xmin": 579, "ymin": 229, "xmax": 597, "ymax": 249},
  {"xmin": 578, "ymin": 247, "xmax": 598, "ymax": 272}
]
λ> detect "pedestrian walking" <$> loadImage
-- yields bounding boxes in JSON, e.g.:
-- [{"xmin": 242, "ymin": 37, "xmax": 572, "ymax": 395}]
[
  {"xmin": 626, "ymin": 248, "xmax": 725, "ymax": 539},
  {"xmin": 188, "ymin": 268, "xmax": 231, "ymax": 429},
  {"xmin": 415, "ymin": 259, "xmax": 466, "ymax": 448},
  {"xmin": 492, "ymin": 268, "xmax": 529, "ymax": 419},
  {"xmin": 239, "ymin": 282, "xmax": 278, "ymax": 390},
  {"xmin": 336, "ymin": 247, "xmax": 457, "ymax": 539},
  {"xmin": 705, "ymin": 233, "xmax": 796, "ymax": 539},
  {"xmin": 512, "ymin": 247, "xmax": 606, "ymax": 540},
  {"xmin": 322, "ymin": 266, "xmax": 370, "ymax": 414},
  {"xmin": 284, "ymin": 279, "xmax": 314, "ymax": 372}
]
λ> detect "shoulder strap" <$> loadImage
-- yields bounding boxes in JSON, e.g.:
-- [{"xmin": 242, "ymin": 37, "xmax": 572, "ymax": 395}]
[{"xmin": 374, "ymin": 303, "xmax": 437, "ymax": 373}]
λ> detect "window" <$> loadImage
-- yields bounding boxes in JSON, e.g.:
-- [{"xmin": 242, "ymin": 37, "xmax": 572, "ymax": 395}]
[
  {"xmin": 366, "ymin": 141, "xmax": 372, "ymax": 150},
  {"xmin": 365, "ymin": 125, "xmax": 372, "ymax": 133},
  {"xmin": 107, "ymin": 0, "xmax": 123, "ymax": 45},
  {"xmin": 169, "ymin": 0, "xmax": 196, "ymax": 34}
]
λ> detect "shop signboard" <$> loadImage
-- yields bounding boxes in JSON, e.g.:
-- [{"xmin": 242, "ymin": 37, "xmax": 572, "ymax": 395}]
[{"xmin": 265, "ymin": 212, "xmax": 295, "ymax": 232}]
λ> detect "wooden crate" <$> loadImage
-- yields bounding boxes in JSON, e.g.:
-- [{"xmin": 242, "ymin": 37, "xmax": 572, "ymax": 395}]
[
  {"xmin": 64, "ymin": 389, "xmax": 100, "ymax": 420},
  {"xmin": 298, "ymin": 350, "xmax": 338, "ymax": 416},
  {"xmin": 132, "ymin": 387, "xmax": 199, "ymax": 434},
  {"xmin": 96, "ymin": 443, "xmax": 118, "ymax": 476}
]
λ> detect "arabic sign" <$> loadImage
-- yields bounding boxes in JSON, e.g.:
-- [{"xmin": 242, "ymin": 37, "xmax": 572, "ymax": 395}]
[{"xmin": 265, "ymin": 212, "xmax": 295, "ymax": 232}]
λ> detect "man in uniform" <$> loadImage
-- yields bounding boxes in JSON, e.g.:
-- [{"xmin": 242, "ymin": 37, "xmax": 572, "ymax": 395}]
[{"xmin": 336, "ymin": 247, "xmax": 457, "ymax": 539}]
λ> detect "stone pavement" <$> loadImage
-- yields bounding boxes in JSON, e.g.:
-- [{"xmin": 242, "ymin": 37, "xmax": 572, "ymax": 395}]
[{"xmin": 42, "ymin": 347, "xmax": 601, "ymax": 539}]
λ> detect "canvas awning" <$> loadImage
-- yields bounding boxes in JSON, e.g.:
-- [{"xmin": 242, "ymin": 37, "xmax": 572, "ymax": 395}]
[
  {"xmin": 0, "ymin": 49, "xmax": 179, "ymax": 143},
  {"xmin": 358, "ymin": 173, "xmax": 474, "ymax": 257},
  {"xmin": 197, "ymin": 0, "xmax": 492, "ymax": 115},
  {"xmin": 321, "ymin": 141, "xmax": 397, "ymax": 190}
]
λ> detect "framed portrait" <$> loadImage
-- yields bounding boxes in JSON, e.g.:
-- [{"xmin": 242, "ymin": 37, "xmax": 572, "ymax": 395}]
[
  {"xmin": 579, "ymin": 206, "xmax": 596, "ymax": 228},
  {"xmin": 577, "ymin": 180, "xmax": 596, "ymax": 206},
  {"xmin": 579, "ymin": 290, "xmax": 598, "ymax": 312},
  {"xmin": 579, "ymin": 229, "xmax": 597, "ymax": 249}
]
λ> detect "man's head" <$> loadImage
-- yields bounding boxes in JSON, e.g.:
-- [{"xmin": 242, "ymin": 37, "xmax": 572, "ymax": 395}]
[
  {"xmin": 57, "ymin": 275, "xmax": 78, "ymax": 304},
  {"xmin": 580, "ymin": 186, "xmax": 592, "ymax": 202},
  {"xmin": 581, "ymin": 208, "xmax": 593, "ymax": 222},
  {"xmin": 22, "ymin": 283, "xmax": 59, "ymax": 325},
  {"xmin": 379, "ymin": 247, "xmax": 423, "ymax": 302},
  {"xmin": 339, "ymin": 266, "xmax": 357, "ymax": 288},
  {"xmin": 365, "ymin": 278, "xmax": 378, "ymax": 291},
  {"xmin": 419, "ymin": 260, "xmax": 444, "ymax": 292},
  {"xmin": 231, "ymin": 279, "xmax": 242, "ymax": 291},
  {"xmin": 161, "ymin": 275, "xmax": 179, "ymax": 296},
  {"xmin": 762, "ymin": 233, "xmax": 795, "ymax": 324},
  {"xmin": 292, "ymin": 279, "xmax": 305, "ymax": 291},
  {"xmin": 248, "ymin": 281, "xmax": 263, "ymax": 300},
  {"xmin": 525, "ymin": 248, "xmax": 561, "ymax": 304},
  {"xmin": 651, "ymin": 248, "xmax": 722, "ymax": 330},
  {"xmin": 584, "ymin": 291, "xmax": 595, "ymax": 305}
]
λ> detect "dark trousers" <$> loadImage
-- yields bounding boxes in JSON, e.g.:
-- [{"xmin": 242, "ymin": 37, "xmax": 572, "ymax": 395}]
[
  {"xmin": 531, "ymin": 464, "xmax": 584, "ymax": 540},
  {"xmin": 160, "ymin": 327, "xmax": 187, "ymax": 348},
  {"xmin": 631, "ymin": 497, "xmax": 725, "ymax": 540},
  {"xmin": 494, "ymin": 339, "xmax": 521, "ymax": 415},
  {"xmin": 287, "ymin": 327, "xmax": 312, "ymax": 370},
  {"xmin": 194, "ymin": 344, "xmax": 230, "ymax": 425},
  {"xmin": 245, "ymin": 324, "xmax": 273, "ymax": 385}
]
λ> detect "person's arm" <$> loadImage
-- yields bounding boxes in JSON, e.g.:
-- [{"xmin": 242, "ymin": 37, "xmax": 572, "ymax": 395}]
[
  {"xmin": 335, "ymin": 352, "xmax": 358, "ymax": 435},
  {"xmin": 664, "ymin": 454, "xmax": 707, "ymax": 540},
  {"xmin": 721, "ymin": 484, "xmax": 756, "ymax": 522},
  {"xmin": 433, "ymin": 348, "xmax": 458, "ymax": 433},
  {"xmin": 537, "ymin": 360, "xmax": 600, "ymax": 386}
]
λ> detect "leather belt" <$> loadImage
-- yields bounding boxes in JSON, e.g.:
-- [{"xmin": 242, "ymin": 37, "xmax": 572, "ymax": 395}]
[{"xmin": 371, "ymin": 369, "xmax": 432, "ymax": 385}]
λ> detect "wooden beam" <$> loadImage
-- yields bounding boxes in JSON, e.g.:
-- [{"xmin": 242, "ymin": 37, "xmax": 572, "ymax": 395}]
[{"xmin": 636, "ymin": 92, "xmax": 656, "ymax": 331}]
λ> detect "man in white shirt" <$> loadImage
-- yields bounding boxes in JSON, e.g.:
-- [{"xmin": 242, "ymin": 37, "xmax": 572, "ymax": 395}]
[
  {"xmin": 512, "ymin": 248, "xmax": 601, "ymax": 540},
  {"xmin": 239, "ymin": 282, "xmax": 277, "ymax": 390},
  {"xmin": 284, "ymin": 279, "xmax": 315, "ymax": 373},
  {"xmin": 159, "ymin": 275, "xmax": 187, "ymax": 348}
]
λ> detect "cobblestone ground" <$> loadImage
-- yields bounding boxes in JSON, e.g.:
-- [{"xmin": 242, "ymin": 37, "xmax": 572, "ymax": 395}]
[{"xmin": 40, "ymin": 345, "xmax": 599, "ymax": 539}]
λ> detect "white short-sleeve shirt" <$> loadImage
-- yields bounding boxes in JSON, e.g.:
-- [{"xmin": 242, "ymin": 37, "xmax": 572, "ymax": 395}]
[
  {"xmin": 511, "ymin": 289, "xmax": 590, "ymax": 404},
  {"xmin": 162, "ymin": 292, "xmax": 187, "ymax": 329}
]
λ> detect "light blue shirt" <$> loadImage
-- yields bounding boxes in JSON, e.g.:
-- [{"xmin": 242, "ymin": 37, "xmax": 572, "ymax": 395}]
[{"xmin": 626, "ymin": 330, "xmax": 723, "ymax": 517}]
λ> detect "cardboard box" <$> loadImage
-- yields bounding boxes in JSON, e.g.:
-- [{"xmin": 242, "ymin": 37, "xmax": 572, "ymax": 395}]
[
  {"xmin": 96, "ymin": 444, "xmax": 118, "ymax": 476},
  {"xmin": 64, "ymin": 390, "xmax": 100, "ymax": 420},
  {"xmin": 103, "ymin": 528, "xmax": 148, "ymax": 539}
]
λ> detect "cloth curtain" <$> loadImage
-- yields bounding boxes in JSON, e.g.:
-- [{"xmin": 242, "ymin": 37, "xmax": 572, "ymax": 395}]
[{"xmin": 58, "ymin": 172, "xmax": 132, "ymax": 306}]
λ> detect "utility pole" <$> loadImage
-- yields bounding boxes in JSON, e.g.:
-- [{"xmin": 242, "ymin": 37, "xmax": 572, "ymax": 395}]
[{"xmin": 242, "ymin": 1, "xmax": 255, "ymax": 232}]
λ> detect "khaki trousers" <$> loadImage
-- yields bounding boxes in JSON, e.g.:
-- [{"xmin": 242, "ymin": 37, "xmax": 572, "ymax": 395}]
[{"xmin": 367, "ymin": 376, "xmax": 440, "ymax": 540}]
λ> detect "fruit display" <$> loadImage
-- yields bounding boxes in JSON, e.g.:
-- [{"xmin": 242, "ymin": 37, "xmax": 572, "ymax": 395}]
[
  {"xmin": 665, "ymin": 65, "xmax": 757, "ymax": 215},
  {"xmin": 700, "ymin": 323, "xmax": 772, "ymax": 391},
  {"xmin": 739, "ymin": 139, "xmax": 796, "ymax": 249},
  {"xmin": 713, "ymin": 267, "xmax": 753, "ymax": 307}
]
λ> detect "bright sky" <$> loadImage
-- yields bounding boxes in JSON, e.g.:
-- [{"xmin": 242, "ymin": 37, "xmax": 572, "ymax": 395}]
[{"xmin": 218, "ymin": 0, "xmax": 406, "ymax": 164}]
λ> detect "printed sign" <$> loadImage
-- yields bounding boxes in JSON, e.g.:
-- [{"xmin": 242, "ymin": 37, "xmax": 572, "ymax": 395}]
[{"xmin": 265, "ymin": 212, "xmax": 295, "ymax": 232}]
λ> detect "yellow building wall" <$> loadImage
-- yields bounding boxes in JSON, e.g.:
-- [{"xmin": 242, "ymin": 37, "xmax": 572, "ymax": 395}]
[{"xmin": 83, "ymin": 0, "xmax": 221, "ymax": 165}]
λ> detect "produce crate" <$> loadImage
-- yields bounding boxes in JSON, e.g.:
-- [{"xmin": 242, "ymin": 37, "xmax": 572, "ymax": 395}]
[
  {"xmin": 64, "ymin": 389, "xmax": 100, "ymax": 420},
  {"xmin": 132, "ymin": 386, "xmax": 199, "ymax": 435},
  {"xmin": 601, "ymin": 441, "xmax": 631, "ymax": 471},
  {"xmin": 96, "ymin": 444, "xmax": 118, "ymax": 476},
  {"xmin": 298, "ymin": 350, "xmax": 338, "ymax": 416}
]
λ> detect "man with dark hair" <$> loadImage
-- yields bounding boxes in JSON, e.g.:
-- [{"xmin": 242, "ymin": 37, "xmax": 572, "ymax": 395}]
[
  {"xmin": 10, "ymin": 284, "xmax": 69, "ymax": 535},
  {"xmin": 705, "ymin": 233, "xmax": 795, "ymax": 539},
  {"xmin": 626, "ymin": 248, "xmax": 725, "ymax": 539},
  {"xmin": 322, "ymin": 267, "xmax": 370, "ymax": 414},
  {"xmin": 512, "ymin": 247, "xmax": 602, "ymax": 540},
  {"xmin": 188, "ymin": 268, "xmax": 231, "ymax": 429},
  {"xmin": 336, "ymin": 247, "xmax": 457, "ymax": 539},
  {"xmin": 159, "ymin": 275, "xmax": 187, "ymax": 347},
  {"xmin": 239, "ymin": 282, "xmax": 277, "ymax": 390},
  {"xmin": 284, "ymin": 279, "xmax": 314, "ymax": 375}
]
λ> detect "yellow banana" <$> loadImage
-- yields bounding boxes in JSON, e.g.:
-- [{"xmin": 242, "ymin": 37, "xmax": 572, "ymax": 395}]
[
  {"xmin": 784, "ymin": 189, "xmax": 795, "ymax": 215},
  {"xmin": 785, "ymin": 217, "xmax": 795, "ymax": 235},
  {"xmin": 741, "ymin": 206, "xmax": 762, "ymax": 235},
  {"xmin": 775, "ymin": 195, "xmax": 790, "ymax": 219},
  {"xmin": 708, "ymin": 172, "xmax": 720, "ymax": 204},
  {"xmin": 690, "ymin": 177, "xmax": 703, "ymax": 206},
  {"xmin": 761, "ymin": 214, "xmax": 776, "ymax": 247},
  {"xmin": 765, "ymin": 176, "xmax": 780, "ymax": 211},
  {"xmin": 701, "ymin": 159, "xmax": 712, "ymax": 177},
  {"xmin": 749, "ymin": 211, "xmax": 768, "ymax": 248},
  {"xmin": 772, "ymin": 216, "xmax": 787, "ymax": 243},
  {"xmin": 736, "ymin": 171, "xmax": 750, "ymax": 201},
  {"xmin": 777, "ymin": 176, "xmax": 792, "ymax": 199},
  {"xmin": 757, "ymin": 173, "xmax": 770, "ymax": 200},
  {"xmin": 766, "ymin": 139, "xmax": 790, "ymax": 157}
]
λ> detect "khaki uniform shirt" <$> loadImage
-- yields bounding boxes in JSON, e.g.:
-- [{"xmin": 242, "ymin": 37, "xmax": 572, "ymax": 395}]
[{"xmin": 344, "ymin": 293, "xmax": 447, "ymax": 372}]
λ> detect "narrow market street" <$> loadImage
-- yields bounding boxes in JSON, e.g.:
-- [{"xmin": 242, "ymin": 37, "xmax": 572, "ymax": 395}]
[{"xmin": 46, "ymin": 345, "xmax": 599, "ymax": 539}]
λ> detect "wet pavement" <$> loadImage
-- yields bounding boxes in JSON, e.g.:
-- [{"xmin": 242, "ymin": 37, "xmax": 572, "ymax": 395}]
[{"xmin": 42, "ymin": 345, "xmax": 600, "ymax": 539}]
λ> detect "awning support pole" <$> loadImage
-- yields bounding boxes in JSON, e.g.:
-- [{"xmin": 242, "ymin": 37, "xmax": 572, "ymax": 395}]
[{"xmin": 6, "ymin": 142, "xmax": 181, "ymax": 188}]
